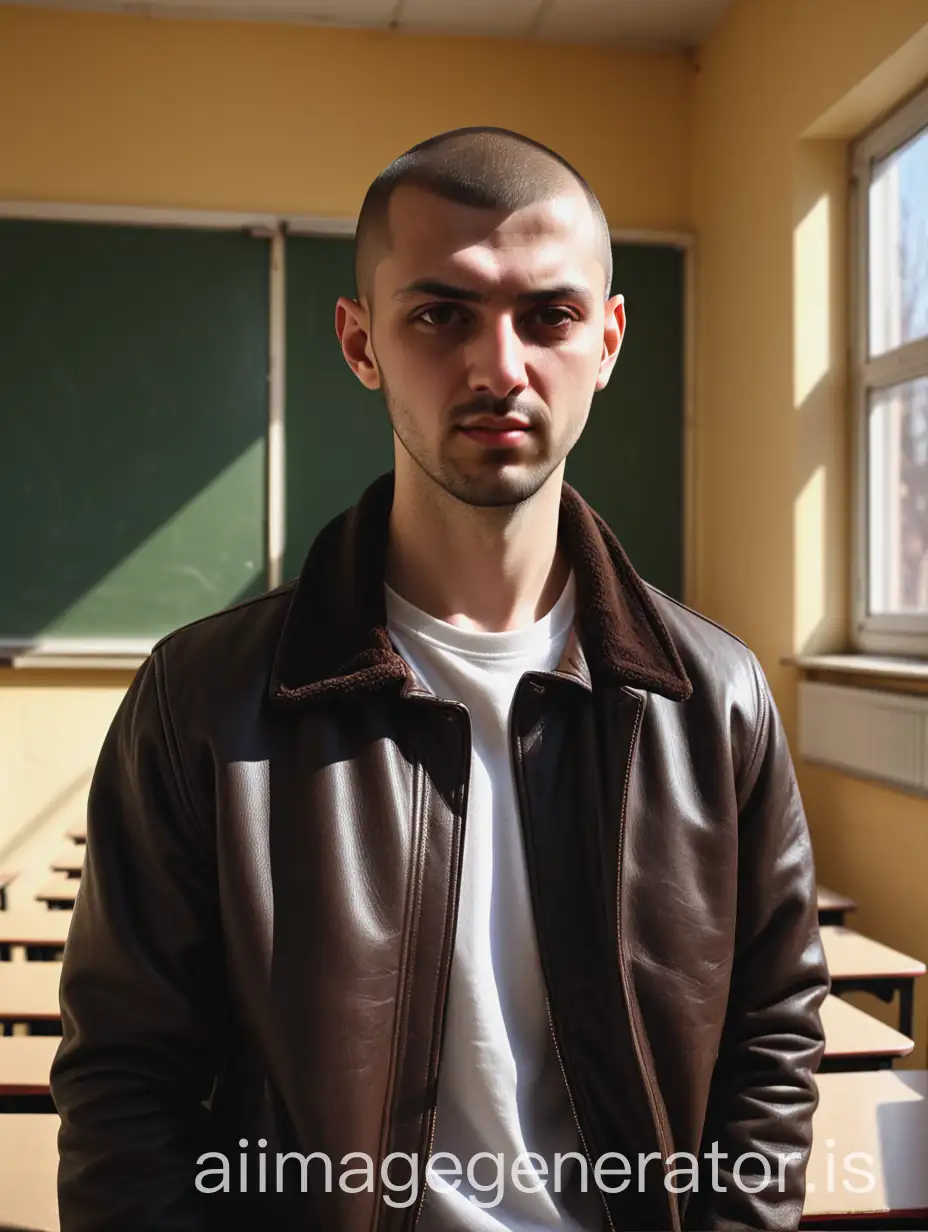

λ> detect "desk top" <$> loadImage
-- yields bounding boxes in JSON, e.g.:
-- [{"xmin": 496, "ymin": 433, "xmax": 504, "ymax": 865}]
[
  {"xmin": 0, "ymin": 960, "xmax": 62, "ymax": 1020},
  {"xmin": 821, "ymin": 993, "xmax": 914, "ymax": 1058},
  {"xmin": 0, "ymin": 1032, "xmax": 58, "ymax": 1094},
  {"xmin": 50, "ymin": 846, "xmax": 85, "ymax": 876},
  {"xmin": 35, "ymin": 873, "xmax": 79, "ymax": 905},
  {"xmin": 0, "ymin": 1112, "xmax": 59, "ymax": 1230},
  {"xmin": 817, "ymin": 885, "xmax": 857, "ymax": 914},
  {"xmin": 0, "ymin": 907, "xmax": 73, "ymax": 947},
  {"xmin": 805, "ymin": 1069, "xmax": 928, "ymax": 1218},
  {"xmin": 821, "ymin": 925, "xmax": 927, "ymax": 980}
]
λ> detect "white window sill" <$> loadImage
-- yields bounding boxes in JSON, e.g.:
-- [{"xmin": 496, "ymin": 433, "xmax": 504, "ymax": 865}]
[{"xmin": 784, "ymin": 653, "xmax": 928, "ymax": 685}]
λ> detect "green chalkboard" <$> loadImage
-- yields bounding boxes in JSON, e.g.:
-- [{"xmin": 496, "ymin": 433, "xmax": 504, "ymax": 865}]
[
  {"xmin": 0, "ymin": 219, "xmax": 269, "ymax": 647},
  {"xmin": 284, "ymin": 235, "xmax": 394, "ymax": 581},
  {"xmin": 565, "ymin": 243, "xmax": 684, "ymax": 597},
  {"xmin": 285, "ymin": 237, "xmax": 683, "ymax": 597}
]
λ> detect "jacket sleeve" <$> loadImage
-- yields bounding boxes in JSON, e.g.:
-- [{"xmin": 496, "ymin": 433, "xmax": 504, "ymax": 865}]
[
  {"xmin": 683, "ymin": 655, "xmax": 830, "ymax": 1231},
  {"xmin": 51, "ymin": 647, "xmax": 230, "ymax": 1231}
]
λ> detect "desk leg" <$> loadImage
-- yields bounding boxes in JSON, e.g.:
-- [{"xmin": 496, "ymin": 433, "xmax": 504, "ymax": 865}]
[
  {"xmin": 829, "ymin": 977, "xmax": 912, "ymax": 1038},
  {"xmin": 25, "ymin": 944, "xmax": 64, "ymax": 961},
  {"xmin": 899, "ymin": 979, "xmax": 915, "ymax": 1040},
  {"xmin": 818, "ymin": 1054, "xmax": 891, "ymax": 1073},
  {"xmin": 29, "ymin": 1020, "xmax": 63, "ymax": 1037},
  {"xmin": 818, "ymin": 910, "xmax": 846, "ymax": 927},
  {"xmin": 0, "ymin": 1094, "xmax": 57, "ymax": 1113}
]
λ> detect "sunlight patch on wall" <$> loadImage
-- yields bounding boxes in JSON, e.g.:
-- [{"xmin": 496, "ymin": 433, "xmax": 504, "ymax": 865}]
[{"xmin": 794, "ymin": 193, "xmax": 831, "ymax": 409}]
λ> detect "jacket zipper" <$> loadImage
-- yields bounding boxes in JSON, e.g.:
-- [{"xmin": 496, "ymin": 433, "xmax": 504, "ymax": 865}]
[
  {"xmin": 543, "ymin": 994, "xmax": 617, "ymax": 1232},
  {"xmin": 615, "ymin": 690, "xmax": 681, "ymax": 1232},
  {"xmin": 411, "ymin": 1110, "xmax": 438, "ymax": 1229},
  {"xmin": 410, "ymin": 700, "xmax": 471, "ymax": 1231}
]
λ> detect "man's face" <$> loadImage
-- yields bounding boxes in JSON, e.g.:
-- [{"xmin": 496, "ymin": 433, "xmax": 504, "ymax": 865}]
[{"xmin": 337, "ymin": 184, "xmax": 625, "ymax": 508}]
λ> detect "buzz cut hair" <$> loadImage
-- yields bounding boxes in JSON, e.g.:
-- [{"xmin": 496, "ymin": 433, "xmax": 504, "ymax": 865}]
[{"xmin": 353, "ymin": 126, "xmax": 613, "ymax": 303}]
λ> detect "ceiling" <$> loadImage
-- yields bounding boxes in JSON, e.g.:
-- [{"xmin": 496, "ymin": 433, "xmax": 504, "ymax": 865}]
[{"xmin": 10, "ymin": 0, "xmax": 734, "ymax": 49}]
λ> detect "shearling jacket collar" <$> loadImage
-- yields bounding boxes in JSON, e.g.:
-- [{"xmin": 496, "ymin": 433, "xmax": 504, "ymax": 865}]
[{"xmin": 269, "ymin": 470, "xmax": 692, "ymax": 706}]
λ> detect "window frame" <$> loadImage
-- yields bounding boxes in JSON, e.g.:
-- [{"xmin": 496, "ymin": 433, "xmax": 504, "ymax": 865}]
[{"xmin": 851, "ymin": 80, "xmax": 928, "ymax": 657}]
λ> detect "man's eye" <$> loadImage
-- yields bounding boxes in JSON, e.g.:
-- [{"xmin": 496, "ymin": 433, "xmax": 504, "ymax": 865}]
[
  {"xmin": 529, "ymin": 307, "xmax": 575, "ymax": 328},
  {"xmin": 416, "ymin": 304, "xmax": 465, "ymax": 327}
]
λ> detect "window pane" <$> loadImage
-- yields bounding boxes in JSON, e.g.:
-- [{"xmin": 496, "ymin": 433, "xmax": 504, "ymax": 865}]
[
  {"xmin": 868, "ymin": 376, "xmax": 928, "ymax": 614},
  {"xmin": 869, "ymin": 124, "xmax": 928, "ymax": 356}
]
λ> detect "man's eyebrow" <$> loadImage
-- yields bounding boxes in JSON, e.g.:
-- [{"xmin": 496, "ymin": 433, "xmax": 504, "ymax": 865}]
[
  {"xmin": 393, "ymin": 280, "xmax": 593, "ymax": 305},
  {"xmin": 519, "ymin": 284, "xmax": 593, "ymax": 306},
  {"xmin": 393, "ymin": 280, "xmax": 485, "ymax": 302}
]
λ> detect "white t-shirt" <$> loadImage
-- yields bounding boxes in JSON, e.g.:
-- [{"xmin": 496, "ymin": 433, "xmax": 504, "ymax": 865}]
[{"xmin": 385, "ymin": 573, "xmax": 604, "ymax": 1232}]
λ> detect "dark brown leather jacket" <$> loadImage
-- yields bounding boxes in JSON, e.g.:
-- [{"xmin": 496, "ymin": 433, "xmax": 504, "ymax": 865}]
[{"xmin": 52, "ymin": 472, "xmax": 829, "ymax": 1232}]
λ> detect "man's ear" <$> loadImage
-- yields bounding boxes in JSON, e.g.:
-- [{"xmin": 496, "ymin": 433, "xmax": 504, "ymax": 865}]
[
  {"xmin": 595, "ymin": 294, "xmax": 626, "ymax": 392},
  {"xmin": 335, "ymin": 297, "xmax": 381, "ymax": 390}
]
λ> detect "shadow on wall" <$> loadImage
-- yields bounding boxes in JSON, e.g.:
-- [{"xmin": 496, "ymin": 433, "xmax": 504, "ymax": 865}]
[
  {"xmin": 792, "ymin": 140, "xmax": 850, "ymax": 665},
  {"xmin": 0, "ymin": 768, "xmax": 91, "ymax": 869}
]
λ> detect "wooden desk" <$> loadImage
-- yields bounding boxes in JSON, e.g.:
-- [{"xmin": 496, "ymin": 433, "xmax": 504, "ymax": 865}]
[
  {"xmin": 0, "ymin": 908, "xmax": 72, "ymax": 960},
  {"xmin": 0, "ymin": 1034, "xmax": 58, "ymax": 1110},
  {"xmin": 817, "ymin": 885, "xmax": 858, "ymax": 927},
  {"xmin": 0, "ymin": 961, "xmax": 61, "ymax": 1032},
  {"xmin": 50, "ymin": 846, "xmax": 85, "ymax": 878},
  {"xmin": 0, "ymin": 1034, "xmax": 58, "ymax": 1094},
  {"xmin": 0, "ymin": 869, "xmax": 16, "ymax": 911},
  {"xmin": 66, "ymin": 821, "xmax": 86, "ymax": 844},
  {"xmin": 820, "ymin": 993, "xmax": 914, "ymax": 1071},
  {"xmin": 35, "ymin": 873, "xmax": 78, "ymax": 910},
  {"xmin": 802, "ymin": 1069, "xmax": 928, "ymax": 1228},
  {"xmin": 821, "ymin": 926, "xmax": 926, "ymax": 1039},
  {"xmin": 0, "ymin": 1112, "xmax": 60, "ymax": 1231}
]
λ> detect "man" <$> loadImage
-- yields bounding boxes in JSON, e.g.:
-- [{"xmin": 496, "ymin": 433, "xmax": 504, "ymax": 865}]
[{"xmin": 52, "ymin": 127, "xmax": 829, "ymax": 1232}]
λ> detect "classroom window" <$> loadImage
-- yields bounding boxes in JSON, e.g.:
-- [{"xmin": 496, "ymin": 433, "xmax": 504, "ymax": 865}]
[{"xmin": 852, "ymin": 82, "xmax": 928, "ymax": 655}]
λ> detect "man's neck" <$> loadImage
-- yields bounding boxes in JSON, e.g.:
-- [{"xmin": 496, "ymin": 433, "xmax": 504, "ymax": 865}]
[{"xmin": 384, "ymin": 472, "xmax": 569, "ymax": 634}]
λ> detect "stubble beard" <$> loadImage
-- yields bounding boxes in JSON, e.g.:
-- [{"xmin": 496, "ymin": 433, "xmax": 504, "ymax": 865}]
[{"xmin": 380, "ymin": 379, "xmax": 573, "ymax": 510}]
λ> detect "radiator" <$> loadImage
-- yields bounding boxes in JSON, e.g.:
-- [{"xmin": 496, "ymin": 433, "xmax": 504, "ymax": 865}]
[{"xmin": 798, "ymin": 680, "xmax": 928, "ymax": 795}]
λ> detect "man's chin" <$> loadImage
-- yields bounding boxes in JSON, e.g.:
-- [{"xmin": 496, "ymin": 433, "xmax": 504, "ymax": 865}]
[{"xmin": 439, "ymin": 463, "xmax": 555, "ymax": 509}]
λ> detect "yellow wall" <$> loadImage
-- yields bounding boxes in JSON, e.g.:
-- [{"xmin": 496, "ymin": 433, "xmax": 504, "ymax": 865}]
[
  {"xmin": 0, "ymin": 4, "xmax": 691, "ymax": 229},
  {"xmin": 691, "ymin": 0, "xmax": 928, "ymax": 1065},
  {"xmin": 0, "ymin": 7, "xmax": 691, "ymax": 872},
  {"xmin": 0, "ymin": 670, "xmax": 132, "ymax": 870}
]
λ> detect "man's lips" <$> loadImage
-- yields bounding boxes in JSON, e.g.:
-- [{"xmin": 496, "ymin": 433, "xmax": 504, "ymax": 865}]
[{"xmin": 457, "ymin": 419, "xmax": 533, "ymax": 446}]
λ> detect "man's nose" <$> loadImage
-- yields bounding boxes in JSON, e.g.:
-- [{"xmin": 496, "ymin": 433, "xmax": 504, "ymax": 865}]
[{"xmin": 466, "ymin": 315, "xmax": 529, "ymax": 399}]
